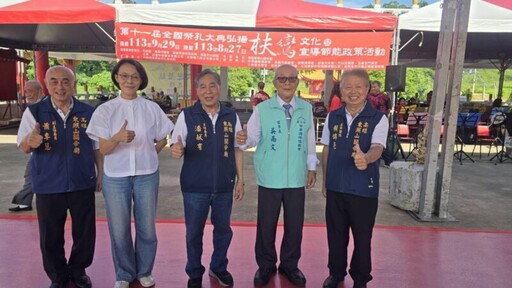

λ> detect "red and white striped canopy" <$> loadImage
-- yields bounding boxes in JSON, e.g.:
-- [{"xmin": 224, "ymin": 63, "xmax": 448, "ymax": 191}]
[
  {"xmin": 116, "ymin": 0, "xmax": 397, "ymax": 69},
  {"xmin": 117, "ymin": 0, "xmax": 397, "ymax": 31}
]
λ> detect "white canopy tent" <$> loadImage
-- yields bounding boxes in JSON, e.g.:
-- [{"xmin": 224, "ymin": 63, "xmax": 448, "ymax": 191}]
[
  {"xmin": 398, "ymin": 0, "xmax": 512, "ymax": 32},
  {"xmin": 397, "ymin": 0, "xmax": 512, "ymax": 97},
  {"xmin": 397, "ymin": 0, "xmax": 512, "ymax": 68}
]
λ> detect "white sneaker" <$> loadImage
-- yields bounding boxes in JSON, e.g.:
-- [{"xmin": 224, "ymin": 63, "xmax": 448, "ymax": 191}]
[
  {"xmin": 138, "ymin": 275, "xmax": 155, "ymax": 287},
  {"xmin": 114, "ymin": 281, "xmax": 130, "ymax": 288}
]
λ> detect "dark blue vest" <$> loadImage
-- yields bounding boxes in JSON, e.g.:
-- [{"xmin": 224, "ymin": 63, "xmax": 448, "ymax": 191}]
[
  {"xmin": 325, "ymin": 103, "xmax": 384, "ymax": 198},
  {"xmin": 180, "ymin": 101, "xmax": 237, "ymax": 193},
  {"xmin": 28, "ymin": 98, "xmax": 97, "ymax": 194}
]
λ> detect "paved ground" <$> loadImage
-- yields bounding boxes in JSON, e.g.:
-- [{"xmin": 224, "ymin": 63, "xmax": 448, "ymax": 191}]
[{"xmin": 1, "ymin": 124, "xmax": 511, "ymax": 231}]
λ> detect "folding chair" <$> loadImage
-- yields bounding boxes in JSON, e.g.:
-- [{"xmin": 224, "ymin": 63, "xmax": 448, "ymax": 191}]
[{"xmin": 471, "ymin": 125, "xmax": 500, "ymax": 159}]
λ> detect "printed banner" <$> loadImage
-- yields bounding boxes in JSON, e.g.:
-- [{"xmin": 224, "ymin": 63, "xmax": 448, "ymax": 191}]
[{"xmin": 116, "ymin": 23, "xmax": 393, "ymax": 70}]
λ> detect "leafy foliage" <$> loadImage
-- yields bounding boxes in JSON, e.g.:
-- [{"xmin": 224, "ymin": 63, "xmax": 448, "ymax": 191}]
[
  {"xmin": 226, "ymin": 67, "xmax": 258, "ymax": 98},
  {"xmin": 24, "ymin": 60, "xmax": 512, "ymax": 104},
  {"xmin": 362, "ymin": 1, "xmax": 430, "ymax": 9},
  {"xmin": 382, "ymin": 0, "xmax": 409, "ymax": 9},
  {"xmin": 418, "ymin": 0, "xmax": 429, "ymax": 7}
]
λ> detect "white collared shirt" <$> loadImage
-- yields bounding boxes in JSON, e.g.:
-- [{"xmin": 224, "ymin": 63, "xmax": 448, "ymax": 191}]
[
  {"xmin": 17, "ymin": 97, "xmax": 99, "ymax": 150},
  {"xmin": 320, "ymin": 105, "xmax": 389, "ymax": 147},
  {"xmin": 170, "ymin": 104, "xmax": 242, "ymax": 148},
  {"xmin": 86, "ymin": 96, "xmax": 174, "ymax": 177},
  {"xmin": 51, "ymin": 97, "xmax": 74, "ymax": 122}
]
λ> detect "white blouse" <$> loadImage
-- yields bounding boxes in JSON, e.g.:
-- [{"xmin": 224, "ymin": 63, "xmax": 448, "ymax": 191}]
[{"xmin": 86, "ymin": 96, "xmax": 174, "ymax": 177}]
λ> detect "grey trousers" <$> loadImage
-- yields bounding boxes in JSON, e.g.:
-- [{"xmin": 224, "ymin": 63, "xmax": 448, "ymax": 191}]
[{"xmin": 11, "ymin": 156, "xmax": 33, "ymax": 206}]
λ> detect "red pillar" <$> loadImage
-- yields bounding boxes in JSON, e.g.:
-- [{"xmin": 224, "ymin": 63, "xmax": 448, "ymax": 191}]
[
  {"xmin": 62, "ymin": 59, "xmax": 77, "ymax": 91},
  {"xmin": 190, "ymin": 64, "xmax": 202, "ymax": 101},
  {"xmin": 35, "ymin": 50, "xmax": 49, "ymax": 95}
]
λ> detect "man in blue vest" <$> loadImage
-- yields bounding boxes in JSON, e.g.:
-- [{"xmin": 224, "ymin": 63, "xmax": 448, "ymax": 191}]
[
  {"xmin": 170, "ymin": 69, "xmax": 245, "ymax": 288},
  {"xmin": 17, "ymin": 66, "xmax": 103, "ymax": 288},
  {"xmin": 320, "ymin": 69, "xmax": 388, "ymax": 288},
  {"xmin": 9, "ymin": 80, "xmax": 45, "ymax": 212},
  {"xmin": 241, "ymin": 64, "xmax": 318, "ymax": 287}
]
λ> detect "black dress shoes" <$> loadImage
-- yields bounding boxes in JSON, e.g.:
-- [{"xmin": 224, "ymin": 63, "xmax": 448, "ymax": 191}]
[
  {"xmin": 278, "ymin": 266, "xmax": 306, "ymax": 286},
  {"xmin": 8, "ymin": 205, "xmax": 32, "ymax": 212},
  {"xmin": 71, "ymin": 274, "xmax": 92, "ymax": 288},
  {"xmin": 49, "ymin": 281, "xmax": 67, "ymax": 288},
  {"xmin": 322, "ymin": 275, "xmax": 344, "ymax": 288},
  {"xmin": 187, "ymin": 277, "xmax": 202, "ymax": 288},
  {"xmin": 253, "ymin": 266, "xmax": 277, "ymax": 286}
]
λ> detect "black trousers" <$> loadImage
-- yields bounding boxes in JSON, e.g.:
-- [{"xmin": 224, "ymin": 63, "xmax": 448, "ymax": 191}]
[
  {"xmin": 325, "ymin": 190, "xmax": 378, "ymax": 285},
  {"xmin": 36, "ymin": 188, "xmax": 96, "ymax": 282},
  {"xmin": 255, "ymin": 186, "xmax": 305, "ymax": 270}
]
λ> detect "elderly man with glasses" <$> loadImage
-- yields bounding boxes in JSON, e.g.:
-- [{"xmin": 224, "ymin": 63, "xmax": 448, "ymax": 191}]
[{"xmin": 238, "ymin": 64, "xmax": 318, "ymax": 287}]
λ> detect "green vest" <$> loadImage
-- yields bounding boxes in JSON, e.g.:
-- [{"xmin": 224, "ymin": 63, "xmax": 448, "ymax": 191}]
[{"xmin": 254, "ymin": 96, "xmax": 312, "ymax": 188}]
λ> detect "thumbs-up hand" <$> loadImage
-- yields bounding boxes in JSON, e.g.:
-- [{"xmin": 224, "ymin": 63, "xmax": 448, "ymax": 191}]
[
  {"xmin": 352, "ymin": 144, "xmax": 368, "ymax": 170},
  {"xmin": 236, "ymin": 124, "xmax": 248, "ymax": 145},
  {"xmin": 115, "ymin": 120, "xmax": 135, "ymax": 143},
  {"xmin": 171, "ymin": 135, "xmax": 184, "ymax": 159},
  {"xmin": 27, "ymin": 122, "xmax": 44, "ymax": 149}
]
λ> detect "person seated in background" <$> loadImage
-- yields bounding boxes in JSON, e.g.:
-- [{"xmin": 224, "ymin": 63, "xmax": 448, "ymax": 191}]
[
  {"xmin": 159, "ymin": 94, "xmax": 173, "ymax": 113},
  {"xmin": 328, "ymin": 81, "xmax": 343, "ymax": 112},
  {"xmin": 426, "ymin": 90, "xmax": 433, "ymax": 106},
  {"xmin": 154, "ymin": 91, "xmax": 163, "ymax": 104},
  {"xmin": 481, "ymin": 98, "xmax": 505, "ymax": 124},
  {"xmin": 367, "ymin": 81, "xmax": 390, "ymax": 116},
  {"xmin": 395, "ymin": 97, "xmax": 407, "ymax": 124},
  {"xmin": 252, "ymin": 81, "xmax": 270, "ymax": 109}
]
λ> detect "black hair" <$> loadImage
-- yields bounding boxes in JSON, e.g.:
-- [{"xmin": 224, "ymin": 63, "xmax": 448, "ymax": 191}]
[
  {"xmin": 194, "ymin": 69, "xmax": 221, "ymax": 88},
  {"xmin": 111, "ymin": 58, "xmax": 149, "ymax": 90}
]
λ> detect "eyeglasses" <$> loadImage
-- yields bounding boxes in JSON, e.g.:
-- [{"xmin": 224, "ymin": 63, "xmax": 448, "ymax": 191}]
[
  {"xmin": 117, "ymin": 73, "xmax": 141, "ymax": 82},
  {"xmin": 276, "ymin": 76, "xmax": 298, "ymax": 84}
]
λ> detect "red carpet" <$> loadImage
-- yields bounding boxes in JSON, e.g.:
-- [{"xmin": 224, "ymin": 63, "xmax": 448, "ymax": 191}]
[{"xmin": 1, "ymin": 216, "xmax": 511, "ymax": 288}]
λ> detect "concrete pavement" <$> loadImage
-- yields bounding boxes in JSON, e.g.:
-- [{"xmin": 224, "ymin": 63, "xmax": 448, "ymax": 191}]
[{"xmin": 1, "ymin": 126, "xmax": 511, "ymax": 231}]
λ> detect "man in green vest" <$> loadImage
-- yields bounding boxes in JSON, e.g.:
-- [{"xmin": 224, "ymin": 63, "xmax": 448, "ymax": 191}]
[{"xmin": 239, "ymin": 64, "xmax": 318, "ymax": 287}]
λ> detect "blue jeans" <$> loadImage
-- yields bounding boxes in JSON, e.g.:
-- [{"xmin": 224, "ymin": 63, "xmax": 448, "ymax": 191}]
[
  {"xmin": 182, "ymin": 191, "xmax": 233, "ymax": 278},
  {"xmin": 102, "ymin": 171, "xmax": 159, "ymax": 282}
]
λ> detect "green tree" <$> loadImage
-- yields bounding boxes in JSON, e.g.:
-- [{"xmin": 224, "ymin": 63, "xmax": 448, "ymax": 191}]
[
  {"xmin": 404, "ymin": 68, "xmax": 435, "ymax": 100},
  {"xmin": 227, "ymin": 68, "xmax": 258, "ymax": 99},
  {"xmin": 382, "ymin": 0, "xmax": 409, "ymax": 9},
  {"xmin": 76, "ymin": 61, "xmax": 115, "ymax": 77},
  {"xmin": 367, "ymin": 68, "xmax": 434, "ymax": 102},
  {"xmin": 418, "ymin": 0, "xmax": 429, "ymax": 7},
  {"xmin": 25, "ymin": 58, "xmax": 59, "ymax": 81}
]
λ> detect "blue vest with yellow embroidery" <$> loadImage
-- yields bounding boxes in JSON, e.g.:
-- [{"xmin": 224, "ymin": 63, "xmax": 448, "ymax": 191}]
[
  {"xmin": 325, "ymin": 103, "xmax": 383, "ymax": 198},
  {"xmin": 28, "ymin": 97, "xmax": 96, "ymax": 194},
  {"xmin": 181, "ymin": 101, "xmax": 237, "ymax": 193},
  {"xmin": 254, "ymin": 96, "xmax": 312, "ymax": 188}
]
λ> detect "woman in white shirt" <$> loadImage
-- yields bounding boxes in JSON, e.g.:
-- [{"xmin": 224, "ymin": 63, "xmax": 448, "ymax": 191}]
[{"xmin": 86, "ymin": 58, "xmax": 174, "ymax": 288}]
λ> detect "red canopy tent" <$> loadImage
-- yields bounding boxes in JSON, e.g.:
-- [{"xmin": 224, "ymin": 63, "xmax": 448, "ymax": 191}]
[
  {"xmin": 0, "ymin": 0, "xmax": 115, "ymax": 52},
  {"xmin": 0, "ymin": 0, "xmax": 116, "ymax": 95},
  {"xmin": 116, "ymin": 0, "xmax": 397, "ymax": 70}
]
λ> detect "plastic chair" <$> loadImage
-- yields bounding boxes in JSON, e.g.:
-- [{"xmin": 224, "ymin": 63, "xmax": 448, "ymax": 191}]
[
  {"xmin": 397, "ymin": 124, "xmax": 415, "ymax": 159},
  {"xmin": 471, "ymin": 125, "xmax": 500, "ymax": 159}
]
